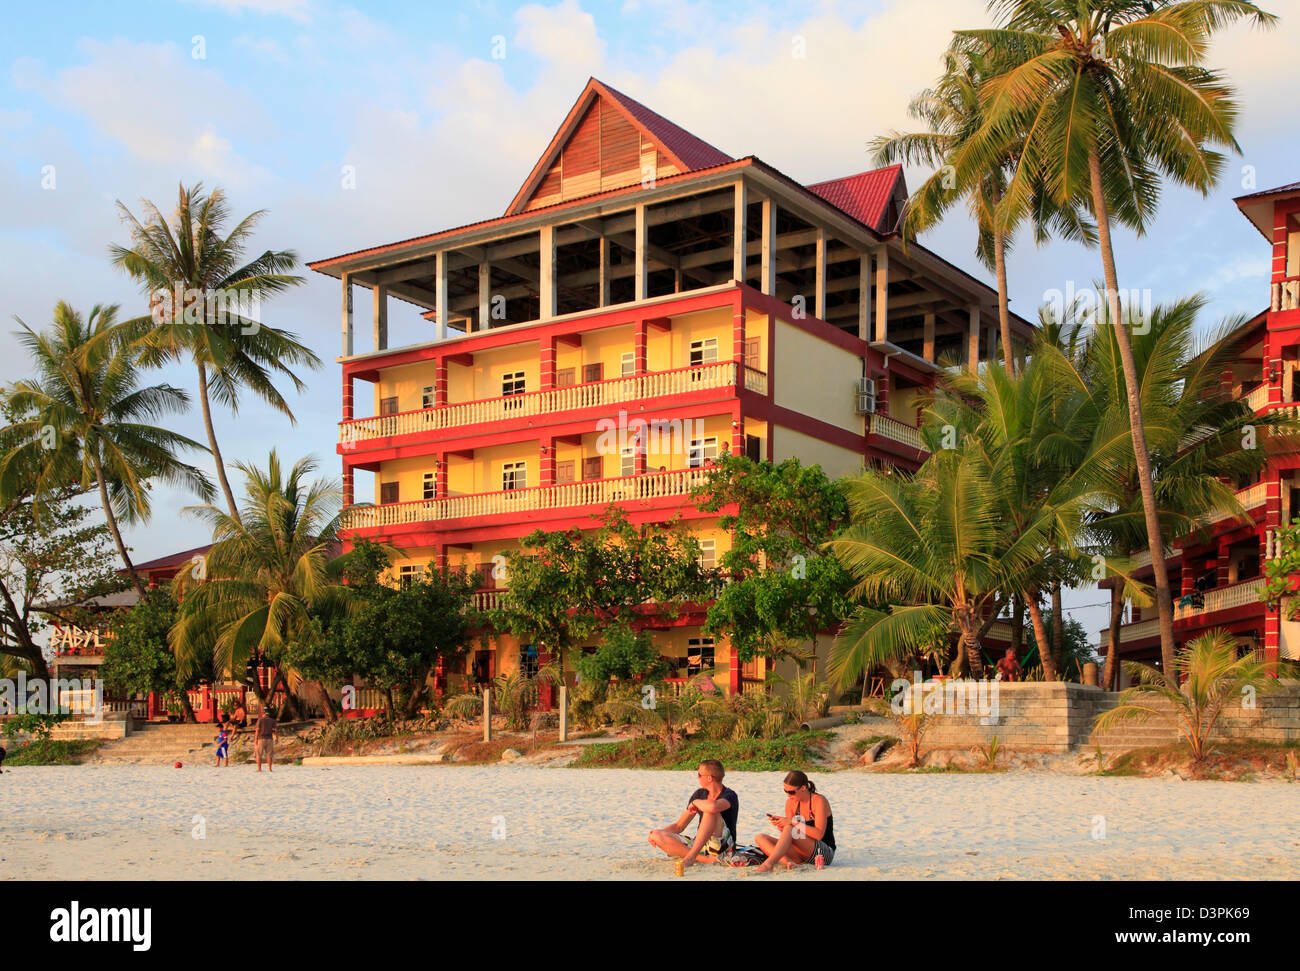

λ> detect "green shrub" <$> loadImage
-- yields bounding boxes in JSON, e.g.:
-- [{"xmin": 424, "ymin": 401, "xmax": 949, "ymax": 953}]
[
  {"xmin": 2, "ymin": 712, "xmax": 69, "ymax": 740},
  {"xmin": 5, "ymin": 739, "xmax": 98, "ymax": 765}
]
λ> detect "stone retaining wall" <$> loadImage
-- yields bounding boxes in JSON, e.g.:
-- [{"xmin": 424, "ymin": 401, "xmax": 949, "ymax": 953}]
[{"xmin": 900, "ymin": 680, "xmax": 1300, "ymax": 753}]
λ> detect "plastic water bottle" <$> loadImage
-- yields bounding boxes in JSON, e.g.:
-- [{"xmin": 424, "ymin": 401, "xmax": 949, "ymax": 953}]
[{"xmin": 814, "ymin": 853, "xmax": 824, "ymax": 871}]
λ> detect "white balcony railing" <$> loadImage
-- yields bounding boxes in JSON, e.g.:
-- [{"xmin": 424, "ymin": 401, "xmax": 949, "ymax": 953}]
[
  {"xmin": 1245, "ymin": 383, "xmax": 1271, "ymax": 412},
  {"xmin": 1114, "ymin": 617, "xmax": 1161, "ymax": 641},
  {"xmin": 1207, "ymin": 482, "xmax": 1268, "ymax": 523},
  {"xmin": 1272, "ymin": 277, "xmax": 1300, "ymax": 313},
  {"xmin": 340, "ymin": 361, "xmax": 762, "ymax": 447},
  {"xmin": 342, "ymin": 467, "xmax": 713, "ymax": 531},
  {"xmin": 868, "ymin": 414, "xmax": 926, "ymax": 452},
  {"xmin": 1174, "ymin": 576, "xmax": 1265, "ymax": 621}
]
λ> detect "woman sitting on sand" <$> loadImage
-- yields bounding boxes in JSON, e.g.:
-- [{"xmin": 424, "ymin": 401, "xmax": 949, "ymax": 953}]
[{"xmin": 754, "ymin": 770, "xmax": 835, "ymax": 871}]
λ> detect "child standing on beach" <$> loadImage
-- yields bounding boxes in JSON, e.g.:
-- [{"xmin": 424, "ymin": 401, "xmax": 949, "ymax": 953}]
[{"xmin": 214, "ymin": 723, "xmax": 231, "ymax": 767}]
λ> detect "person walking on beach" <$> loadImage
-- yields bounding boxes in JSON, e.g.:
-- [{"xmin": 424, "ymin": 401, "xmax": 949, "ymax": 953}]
[
  {"xmin": 0, "ymin": 742, "xmax": 6, "ymax": 774},
  {"xmin": 647, "ymin": 759, "xmax": 738, "ymax": 869},
  {"xmin": 754, "ymin": 770, "xmax": 835, "ymax": 871},
  {"xmin": 254, "ymin": 708, "xmax": 277, "ymax": 772}
]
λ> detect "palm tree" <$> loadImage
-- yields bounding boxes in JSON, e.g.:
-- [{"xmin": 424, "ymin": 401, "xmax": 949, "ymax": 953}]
[
  {"xmin": 2, "ymin": 303, "xmax": 213, "ymax": 597},
  {"xmin": 170, "ymin": 450, "xmax": 342, "ymax": 717},
  {"xmin": 1082, "ymin": 297, "xmax": 1300, "ymax": 688},
  {"xmin": 871, "ymin": 44, "xmax": 1094, "ymax": 376},
  {"xmin": 110, "ymin": 182, "xmax": 320, "ymax": 521},
  {"xmin": 959, "ymin": 0, "xmax": 1278, "ymax": 672},
  {"xmin": 1093, "ymin": 628, "xmax": 1288, "ymax": 763}
]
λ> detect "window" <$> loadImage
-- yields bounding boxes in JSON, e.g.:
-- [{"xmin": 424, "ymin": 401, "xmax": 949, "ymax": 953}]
[
  {"xmin": 621, "ymin": 352, "xmax": 635, "ymax": 377},
  {"xmin": 519, "ymin": 644, "xmax": 539, "ymax": 679},
  {"xmin": 422, "ymin": 386, "xmax": 436, "ymax": 410},
  {"xmin": 502, "ymin": 372, "xmax": 527, "ymax": 397},
  {"xmin": 746, "ymin": 434, "xmax": 761, "ymax": 462},
  {"xmin": 697, "ymin": 538, "xmax": 716, "ymax": 570},
  {"xmin": 556, "ymin": 367, "xmax": 576, "ymax": 387},
  {"xmin": 380, "ymin": 396, "xmax": 399, "ymax": 416},
  {"xmin": 689, "ymin": 338, "xmax": 718, "ymax": 367},
  {"xmin": 744, "ymin": 337, "xmax": 762, "ymax": 370},
  {"xmin": 583, "ymin": 362, "xmax": 604, "ymax": 384},
  {"xmin": 556, "ymin": 460, "xmax": 575, "ymax": 484},
  {"xmin": 380, "ymin": 482, "xmax": 399, "ymax": 504},
  {"xmin": 397, "ymin": 564, "xmax": 424, "ymax": 589},
  {"xmin": 502, "ymin": 461, "xmax": 527, "ymax": 492},
  {"xmin": 422, "ymin": 472, "xmax": 436, "ymax": 501},
  {"xmin": 583, "ymin": 457, "xmax": 603, "ymax": 481},
  {"xmin": 621, "ymin": 447, "xmax": 636, "ymax": 478},
  {"xmin": 687, "ymin": 638, "xmax": 715, "ymax": 674},
  {"xmin": 688, "ymin": 436, "xmax": 719, "ymax": 469}
]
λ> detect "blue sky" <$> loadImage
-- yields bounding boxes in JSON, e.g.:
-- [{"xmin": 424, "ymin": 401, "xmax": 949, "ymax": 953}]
[{"xmin": 4, "ymin": 0, "xmax": 1298, "ymax": 641}]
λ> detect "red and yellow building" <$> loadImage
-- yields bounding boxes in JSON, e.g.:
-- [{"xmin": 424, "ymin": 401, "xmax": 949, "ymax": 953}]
[
  {"xmin": 1101, "ymin": 179, "xmax": 1300, "ymax": 673},
  {"xmin": 311, "ymin": 79, "xmax": 1030, "ymax": 695}
]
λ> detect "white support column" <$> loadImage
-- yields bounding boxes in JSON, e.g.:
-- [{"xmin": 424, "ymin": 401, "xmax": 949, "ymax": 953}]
[
  {"xmin": 814, "ymin": 228, "xmax": 827, "ymax": 321},
  {"xmin": 435, "ymin": 252, "xmax": 448, "ymax": 341},
  {"xmin": 967, "ymin": 304, "xmax": 981, "ymax": 374},
  {"xmin": 477, "ymin": 263, "xmax": 491, "ymax": 332},
  {"xmin": 540, "ymin": 225, "xmax": 557, "ymax": 320},
  {"xmin": 373, "ymin": 284, "xmax": 388, "ymax": 351},
  {"xmin": 598, "ymin": 236, "xmax": 611, "ymax": 307},
  {"xmin": 341, "ymin": 272, "xmax": 353, "ymax": 357},
  {"xmin": 733, "ymin": 181, "xmax": 748, "ymax": 284},
  {"xmin": 857, "ymin": 253, "xmax": 871, "ymax": 342},
  {"xmin": 760, "ymin": 198, "xmax": 776, "ymax": 296},
  {"xmin": 874, "ymin": 247, "xmax": 889, "ymax": 343},
  {"xmin": 634, "ymin": 205, "xmax": 648, "ymax": 302}
]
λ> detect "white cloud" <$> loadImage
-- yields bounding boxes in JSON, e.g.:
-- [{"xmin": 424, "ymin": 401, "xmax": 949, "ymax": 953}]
[{"xmin": 183, "ymin": 0, "xmax": 312, "ymax": 22}]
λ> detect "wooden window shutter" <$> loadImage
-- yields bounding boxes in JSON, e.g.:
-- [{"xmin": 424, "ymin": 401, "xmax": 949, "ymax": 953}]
[
  {"xmin": 583, "ymin": 363, "xmax": 603, "ymax": 384},
  {"xmin": 556, "ymin": 367, "xmax": 576, "ymax": 387},
  {"xmin": 744, "ymin": 338, "xmax": 761, "ymax": 369},
  {"xmin": 380, "ymin": 396, "xmax": 399, "ymax": 416},
  {"xmin": 583, "ymin": 457, "xmax": 603, "ymax": 481},
  {"xmin": 556, "ymin": 460, "xmax": 575, "ymax": 484},
  {"xmin": 380, "ymin": 482, "xmax": 399, "ymax": 504}
]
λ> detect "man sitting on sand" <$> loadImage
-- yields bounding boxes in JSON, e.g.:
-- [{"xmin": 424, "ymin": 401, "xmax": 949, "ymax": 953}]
[
  {"xmin": 647, "ymin": 759, "xmax": 738, "ymax": 869},
  {"xmin": 254, "ymin": 708, "xmax": 277, "ymax": 773}
]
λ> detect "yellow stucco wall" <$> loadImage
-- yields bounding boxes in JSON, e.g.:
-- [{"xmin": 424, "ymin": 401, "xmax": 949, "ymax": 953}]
[
  {"xmin": 770, "ymin": 425, "xmax": 863, "ymax": 481},
  {"xmin": 772, "ymin": 318, "xmax": 861, "ymax": 433}
]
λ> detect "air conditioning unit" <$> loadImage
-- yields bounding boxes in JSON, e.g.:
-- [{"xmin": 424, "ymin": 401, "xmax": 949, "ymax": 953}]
[{"xmin": 855, "ymin": 377, "xmax": 877, "ymax": 415}]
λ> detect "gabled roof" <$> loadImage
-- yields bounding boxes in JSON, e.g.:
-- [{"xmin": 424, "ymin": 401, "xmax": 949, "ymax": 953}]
[
  {"xmin": 807, "ymin": 165, "xmax": 907, "ymax": 235},
  {"xmin": 1234, "ymin": 180, "xmax": 1300, "ymax": 240},
  {"xmin": 505, "ymin": 77, "xmax": 732, "ymax": 215}
]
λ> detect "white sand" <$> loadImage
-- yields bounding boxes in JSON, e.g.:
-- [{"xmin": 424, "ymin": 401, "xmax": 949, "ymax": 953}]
[{"xmin": 3, "ymin": 764, "xmax": 1299, "ymax": 880}]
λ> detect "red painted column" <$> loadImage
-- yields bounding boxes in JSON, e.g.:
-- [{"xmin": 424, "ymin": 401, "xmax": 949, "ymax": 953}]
[
  {"xmin": 1216, "ymin": 540, "xmax": 1230, "ymax": 588},
  {"xmin": 730, "ymin": 406, "xmax": 743, "ymax": 457},
  {"xmin": 435, "ymin": 356, "xmax": 448, "ymax": 408},
  {"xmin": 728, "ymin": 642, "xmax": 741, "ymax": 697},
  {"xmin": 732, "ymin": 300, "xmax": 746, "ymax": 389},
  {"xmin": 877, "ymin": 370, "xmax": 890, "ymax": 417},
  {"xmin": 435, "ymin": 452, "xmax": 447, "ymax": 499},
  {"xmin": 434, "ymin": 542, "xmax": 447, "ymax": 572},
  {"xmin": 1265, "ymin": 469, "xmax": 1283, "ymax": 664},
  {"xmin": 342, "ymin": 465, "xmax": 354, "ymax": 507},
  {"xmin": 541, "ymin": 437, "xmax": 556, "ymax": 487},
  {"xmin": 540, "ymin": 335, "xmax": 556, "ymax": 390},
  {"xmin": 341, "ymin": 372, "xmax": 355, "ymax": 507},
  {"xmin": 342, "ymin": 373, "xmax": 354, "ymax": 422},
  {"xmin": 634, "ymin": 320, "xmax": 647, "ymax": 375}
]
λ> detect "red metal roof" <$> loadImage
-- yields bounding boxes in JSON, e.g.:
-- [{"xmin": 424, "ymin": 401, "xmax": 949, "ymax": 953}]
[
  {"xmin": 1235, "ymin": 181, "xmax": 1300, "ymax": 202},
  {"xmin": 807, "ymin": 166, "xmax": 905, "ymax": 235},
  {"xmin": 599, "ymin": 81, "xmax": 733, "ymax": 172}
]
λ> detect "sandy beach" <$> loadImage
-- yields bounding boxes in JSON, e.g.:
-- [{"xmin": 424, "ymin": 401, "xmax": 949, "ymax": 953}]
[{"xmin": 3, "ymin": 764, "xmax": 1299, "ymax": 880}]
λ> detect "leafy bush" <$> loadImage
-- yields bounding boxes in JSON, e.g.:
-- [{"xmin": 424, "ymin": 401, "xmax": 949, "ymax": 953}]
[
  {"xmin": 575, "ymin": 626, "xmax": 668, "ymax": 682},
  {"xmin": 5, "ymin": 738, "xmax": 98, "ymax": 765},
  {"xmin": 2, "ymin": 712, "xmax": 69, "ymax": 740},
  {"xmin": 571, "ymin": 731, "xmax": 828, "ymax": 772}
]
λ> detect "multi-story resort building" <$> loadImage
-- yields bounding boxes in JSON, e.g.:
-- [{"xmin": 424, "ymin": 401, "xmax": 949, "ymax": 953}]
[
  {"xmin": 310, "ymin": 79, "xmax": 1030, "ymax": 696},
  {"xmin": 1101, "ymin": 179, "xmax": 1300, "ymax": 675}
]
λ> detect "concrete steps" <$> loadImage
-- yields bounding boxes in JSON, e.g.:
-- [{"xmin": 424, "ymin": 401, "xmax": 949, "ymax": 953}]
[{"xmin": 91, "ymin": 723, "xmax": 230, "ymax": 765}]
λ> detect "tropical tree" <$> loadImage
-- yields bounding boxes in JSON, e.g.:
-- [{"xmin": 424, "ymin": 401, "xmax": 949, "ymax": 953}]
[
  {"xmin": 2, "ymin": 302, "xmax": 212, "ymax": 596},
  {"xmin": 959, "ymin": 0, "xmax": 1278, "ymax": 672},
  {"xmin": 111, "ymin": 182, "xmax": 319, "ymax": 520},
  {"xmin": 871, "ymin": 43, "xmax": 1094, "ymax": 375},
  {"xmin": 101, "ymin": 592, "xmax": 205, "ymax": 722},
  {"xmin": 170, "ymin": 450, "xmax": 342, "ymax": 718},
  {"xmin": 1092, "ymin": 628, "xmax": 1288, "ymax": 763}
]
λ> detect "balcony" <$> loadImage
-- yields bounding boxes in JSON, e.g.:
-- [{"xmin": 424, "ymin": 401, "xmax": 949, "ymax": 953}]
[
  {"xmin": 868, "ymin": 413, "xmax": 926, "ymax": 452},
  {"xmin": 342, "ymin": 466, "xmax": 714, "ymax": 531},
  {"xmin": 1272, "ymin": 276, "xmax": 1300, "ymax": 313},
  {"xmin": 1207, "ymin": 482, "xmax": 1268, "ymax": 523},
  {"xmin": 340, "ymin": 361, "xmax": 767, "ymax": 449},
  {"xmin": 1174, "ymin": 576, "xmax": 1265, "ymax": 621},
  {"xmin": 1245, "ymin": 383, "xmax": 1271, "ymax": 412}
]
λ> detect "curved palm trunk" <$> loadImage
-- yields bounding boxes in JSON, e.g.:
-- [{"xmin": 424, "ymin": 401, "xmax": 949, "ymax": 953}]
[
  {"xmin": 91, "ymin": 455, "xmax": 147, "ymax": 599},
  {"xmin": 1010, "ymin": 594, "xmax": 1024, "ymax": 657},
  {"xmin": 1103, "ymin": 583, "xmax": 1125, "ymax": 691},
  {"xmin": 197, "ymin": 363, "xmax": 241, "ymax": 522},
  {"xmin": 993, "ymin": 216, "xmax": 1014, "ymax": 377},
  {"xmin": 1025, "ymin": 594, "xmax": 1058, "ymax": 681},
  {"xmin": 1050, "ymin": 578, "xmax": 1064, "ymax": 675},
  {"xmin": 180, "ymin": 690, "xmax": 198, "ymax": 724},
  {"xmin": 1088, "ymin": 149, "xmax": 1176, "ymax": 674}
]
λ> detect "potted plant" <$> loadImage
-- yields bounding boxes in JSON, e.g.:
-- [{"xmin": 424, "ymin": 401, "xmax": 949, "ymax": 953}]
[{"xmin": 165, "ymin": 695, "xmax": 182, "ymax": 723}]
